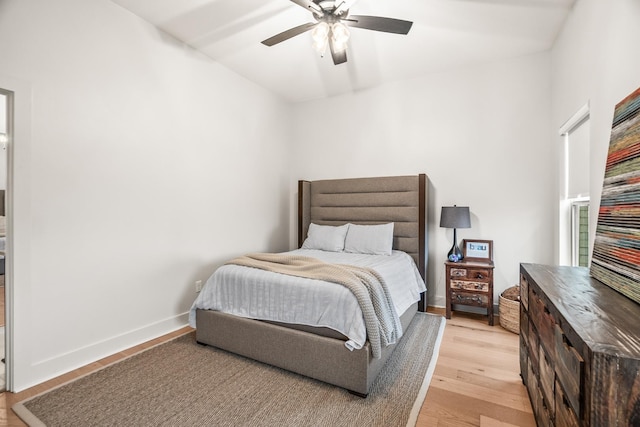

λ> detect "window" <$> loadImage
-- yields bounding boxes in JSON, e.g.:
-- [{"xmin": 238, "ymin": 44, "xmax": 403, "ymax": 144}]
[
  {"xmin": 559, "ymin": 103, "xmax": 590, "ymax": 267},
  {"xmin": 571, "ymin": 200, "xmax": 589, "ymax": 267}
]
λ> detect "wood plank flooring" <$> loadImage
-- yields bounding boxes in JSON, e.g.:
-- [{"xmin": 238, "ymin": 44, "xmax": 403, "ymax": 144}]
[
  {"xmin": 418, "ymin": 309, "xmax": 535, "ymax": 427},
  {"xmin": 0, "ymin": 311, "xmax": 534, "ymax": 426}
]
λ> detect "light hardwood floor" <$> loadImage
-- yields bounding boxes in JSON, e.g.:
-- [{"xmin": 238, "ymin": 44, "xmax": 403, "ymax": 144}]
[
  {"xmin": 0, "ymin": 310, "xmax": 534, "ymax": 426},
  {"xmin": 418, "ymin": 309, "xmax": 535, "ymax": 427}
]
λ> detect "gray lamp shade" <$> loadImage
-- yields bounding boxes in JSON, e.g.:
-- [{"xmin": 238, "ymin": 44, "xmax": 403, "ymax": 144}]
[{"xmin": 439, "ymin": 206, "xmax": 471, "ymax": 229}]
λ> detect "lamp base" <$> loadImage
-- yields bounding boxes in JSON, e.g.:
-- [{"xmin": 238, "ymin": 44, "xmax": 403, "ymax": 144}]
[{"xmin": 447, "ymin": 242, "xmax": 464, "ymax": 262}]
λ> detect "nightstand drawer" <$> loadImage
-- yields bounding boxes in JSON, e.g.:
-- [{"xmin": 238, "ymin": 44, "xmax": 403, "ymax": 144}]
[
  {"xmin": 451, "ymin": 291, "xmax": 488, "ymax": 307},
  {"xmin": 450, "ymin": 267, "xmax": 491, "ymax": 281},
  {"xmin": 450, "ymin": 280, "xmax": 489, "ymax": 292}
]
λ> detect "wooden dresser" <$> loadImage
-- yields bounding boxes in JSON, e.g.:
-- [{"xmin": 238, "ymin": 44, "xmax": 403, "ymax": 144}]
[{"xmin": 519, "ymin": 264, "xmax": 640, "ymax": 426}]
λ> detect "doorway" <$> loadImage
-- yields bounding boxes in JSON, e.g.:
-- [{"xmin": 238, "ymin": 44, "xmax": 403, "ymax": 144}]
[{"xmin": 0, "ymin": 91, "xmax": 7, "ymax": 391}]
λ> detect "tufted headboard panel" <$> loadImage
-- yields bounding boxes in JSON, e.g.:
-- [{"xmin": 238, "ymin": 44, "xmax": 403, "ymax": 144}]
[{"xmin": 298, "ymin": 174, "xmax": 428, "ymax": 307}]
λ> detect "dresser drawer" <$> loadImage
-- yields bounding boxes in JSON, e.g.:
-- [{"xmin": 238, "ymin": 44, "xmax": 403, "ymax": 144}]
[
  {"xmin": 555, "ymin": 324, "xmax": 583, "ymax": 417},
  {"xmin": 529, "ymin": 322, "xmax": 540, "ymax": 368},
  {"xmin": 529, "ymin": 286, "xmax": 540, "ymax": 323},
  {"xmin": 519, "ymin": 337, "xmax": 528, "ymax": 384},
  {"xmin": 520, "ymin": 307, "xmax": 530, "ymax": 348},
  {"xmin": 539, "ymin": 346, "xmax": 555, "ymax": 418},
  {"xmin": 555, "ymin": 379, "xmax": 580, "ymax": 427},
  {"xmin": 530, "ymin": 289, "xmax": 555, "ymax": 358},
  {"xmin": 450, "ymin": 267, "xmax": 491, "ymax": 281},
  {"xmin": 450, "ymin": 280, "xmax": 489, "ymax": 292},
  {"xmin": 536, "ymin": 387, "xmax": 553, "ymax": 427},
  {"xmin": 520, "ymin": 273, "xmax": 529, "ymax": 311},
  {"xmin": 527, "ymin": 359, "xmax": 552, "ymax": 427},
  {"xmin": 526, "ymin": 358, "xmax": 539, "ymax": 409},
  {"xmin": 450, "ymin": 291, "xmax": 489, "ymax": 307}
]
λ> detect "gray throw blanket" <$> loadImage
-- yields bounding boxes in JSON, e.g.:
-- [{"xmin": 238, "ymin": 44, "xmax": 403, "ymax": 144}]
[{"xmin": 226, "ymin": 253, "xmax": 402, "ymax": 358}]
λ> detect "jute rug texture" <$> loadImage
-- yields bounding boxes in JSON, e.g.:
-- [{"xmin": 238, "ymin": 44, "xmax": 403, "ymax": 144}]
[{"xmin": 14, "ymin": 312, "xmax": 445, "ymax": 427}]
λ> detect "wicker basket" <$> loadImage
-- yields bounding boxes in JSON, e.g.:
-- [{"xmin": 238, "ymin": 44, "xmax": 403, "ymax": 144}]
[{"xmin": 499, "ymin": 286, "xmax": 520, "ymax": 334}]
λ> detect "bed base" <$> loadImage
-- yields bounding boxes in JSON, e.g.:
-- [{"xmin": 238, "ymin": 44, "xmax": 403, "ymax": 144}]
[{"xmin": 195, "ymin": 303, "xmax": 418, "ymax": 396}]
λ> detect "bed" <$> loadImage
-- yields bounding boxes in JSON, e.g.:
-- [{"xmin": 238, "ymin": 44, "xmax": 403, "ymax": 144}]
[{"xmin": 191, "ymin": 174, "xmax": 428, "ymax": 396}]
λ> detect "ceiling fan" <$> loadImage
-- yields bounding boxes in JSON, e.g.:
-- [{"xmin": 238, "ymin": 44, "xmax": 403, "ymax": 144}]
[{"xmin": 261, "ymin": 0, "xmax": 413, "ymax": 65}]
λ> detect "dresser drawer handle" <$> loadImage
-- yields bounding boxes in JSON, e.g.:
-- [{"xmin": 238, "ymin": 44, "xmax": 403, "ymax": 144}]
[
  {"xmin": 476, "ymin": 273, "xmax": 484, "ymax": 279},
  {"xmin": 562, "ymin": 394, "xmax": 571, "ymax": 409}
]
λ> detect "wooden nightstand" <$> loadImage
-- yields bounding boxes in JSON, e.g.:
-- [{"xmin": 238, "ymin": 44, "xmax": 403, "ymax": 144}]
[{"xmin": 445, "ymin": 260, "xmax": 495, "ymax": 325}]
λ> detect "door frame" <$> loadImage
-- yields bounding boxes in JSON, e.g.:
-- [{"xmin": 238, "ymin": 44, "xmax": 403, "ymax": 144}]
[
  {"xmin": 0, "ymin": 87, "xmax": 12, "ymax": 391},
  {"xmin": 0, "ymin": 74, "xmax": 33, "ymax": 392}
]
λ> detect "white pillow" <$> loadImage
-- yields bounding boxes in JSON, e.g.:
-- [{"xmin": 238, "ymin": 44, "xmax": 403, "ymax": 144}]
[
  {"xmin": 301, "ymin": 223, "xmax": 349, "ymax": 252},
  {"xmin": 344, "ymin": 223, "xmax": 394, "ymax": 255}
]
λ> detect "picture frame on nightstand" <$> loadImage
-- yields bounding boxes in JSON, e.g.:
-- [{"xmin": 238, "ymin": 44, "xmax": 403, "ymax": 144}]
[{"xmin": 462, "ymin": 239, "xmax": 493, "ymax": 263}]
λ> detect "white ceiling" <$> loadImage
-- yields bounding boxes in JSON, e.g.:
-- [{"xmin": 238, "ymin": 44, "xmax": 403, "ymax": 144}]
[{"xmin": 111, "ymin": 0, "xmax": 576, "ymax": 103}]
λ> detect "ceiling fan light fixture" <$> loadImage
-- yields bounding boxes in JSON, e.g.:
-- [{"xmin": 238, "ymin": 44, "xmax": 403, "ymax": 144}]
[
  {"xmin": 311, "ymin": 22, "xmax": 330, "ymax": 55},
  {"xmin": 331, "ymin": 22, "xmax": 350, "ymax": 52}
]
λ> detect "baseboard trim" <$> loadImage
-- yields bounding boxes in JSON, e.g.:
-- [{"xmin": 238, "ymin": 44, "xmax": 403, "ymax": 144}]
[{"xmin": 15, "ymin": 312, "xmax": 189, "ymax": 393}]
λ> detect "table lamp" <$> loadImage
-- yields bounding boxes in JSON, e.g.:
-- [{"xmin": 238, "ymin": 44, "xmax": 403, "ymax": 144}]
[{"xmin": 440, "ymin": 205, "xmax": 471, "ymax": 262}]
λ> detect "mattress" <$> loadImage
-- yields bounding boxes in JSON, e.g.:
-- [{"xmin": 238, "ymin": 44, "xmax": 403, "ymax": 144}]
[{"xmin": 189, "ymin": 248, "xmax": 426, "ymax": 351}]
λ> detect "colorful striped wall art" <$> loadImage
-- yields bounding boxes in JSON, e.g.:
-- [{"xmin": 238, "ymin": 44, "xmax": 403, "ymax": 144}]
[{"xmin": 591, "ymin": 86, "xmax": 640, "ymax": 304}]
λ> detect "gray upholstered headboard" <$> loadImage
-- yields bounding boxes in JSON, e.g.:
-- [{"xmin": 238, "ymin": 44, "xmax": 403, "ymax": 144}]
[{"xmin": 298, "ymin": 174, "xmax": 428, "ymax": 307}]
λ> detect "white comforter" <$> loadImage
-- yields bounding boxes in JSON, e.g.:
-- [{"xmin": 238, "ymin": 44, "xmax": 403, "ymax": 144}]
[{"xmin": 188, "ymin": 249, "xmax": 426, "ymax": 352}]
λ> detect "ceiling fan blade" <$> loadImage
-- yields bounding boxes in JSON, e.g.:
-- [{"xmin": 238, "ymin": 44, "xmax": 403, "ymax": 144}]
[
  {"xmin": 345, "ymin": 15, "xmax": 413, "ymax": 35},
  {"xmin": 329, "ymin": 38, "xmax": 347, "ymax": 65},
  {"xmin": 289, "ymin": 0, "xmax": 323, "ymax": 15},
  {"xmin": 333, "ymin": 0, "xmax": 358, "ymax": 16},
  {"xmin": 261, "ymin": 22, "xmax": 317, "ymax": 47}
]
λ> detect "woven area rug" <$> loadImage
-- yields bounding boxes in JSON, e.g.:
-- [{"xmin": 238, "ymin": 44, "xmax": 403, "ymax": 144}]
[{"xmin": 14, "ymin": 312, "xmax": 445, "ymax": 427}]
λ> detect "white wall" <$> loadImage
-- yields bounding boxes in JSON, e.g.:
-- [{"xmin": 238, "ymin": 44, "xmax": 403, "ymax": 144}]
[
  {"xmin": 289, "ymin": 53, "xmax": 555, "ymax": 308},
  {"xmin": 0, "ymin": 0, "xmax": 291, "ymax": 391},
  {"xmin": 551, "ymin": 0, "xmax": 640, "ymax": 261}
]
